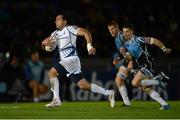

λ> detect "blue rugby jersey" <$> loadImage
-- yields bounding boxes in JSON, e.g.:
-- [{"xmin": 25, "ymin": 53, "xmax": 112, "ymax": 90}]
[{"xmin": 124, "ymin": 36, "xmax": 150, "ymax": 59}]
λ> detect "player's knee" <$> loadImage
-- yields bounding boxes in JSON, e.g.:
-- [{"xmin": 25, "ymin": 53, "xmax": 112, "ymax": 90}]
[
  {"xmin": 143, "ymin": 87, "xmax": 152, "ymax": 93},
  {"xmin": 77, "ymin": 80, "xmax": 91, "ymax": 91},
  {"xmin": 116, "ymin": 72, "xmax": 126, "ymax": 80},
  {"xmin": 48, "ymin": 68, "xmax": 57, "ymax": 77},
  {"xmin": 132, "ymin": 80, "xmax": 139, "ymax": 87},
  {"xmin": 115, "ymin": 77, "xmax": 124, "ymax": 86},
  {"xmin": 78, "ymin": 84, "xmax": 90, "ymax": 91}
]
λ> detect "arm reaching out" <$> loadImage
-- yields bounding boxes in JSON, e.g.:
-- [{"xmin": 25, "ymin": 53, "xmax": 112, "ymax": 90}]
[{"xmin": 149, "ymin": 37, "xmax": 172, "ymax": 54}]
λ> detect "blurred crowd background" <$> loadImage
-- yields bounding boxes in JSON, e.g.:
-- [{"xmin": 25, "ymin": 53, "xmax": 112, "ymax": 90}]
[{"xmin": 0, "ymin": 0, "xmax": 180, "ymax": 102}]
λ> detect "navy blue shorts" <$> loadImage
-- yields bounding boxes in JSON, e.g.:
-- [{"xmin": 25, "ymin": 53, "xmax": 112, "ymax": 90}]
[{"xmin": 137, "ymin": 53, "xmax": 154, "ymax": 77}]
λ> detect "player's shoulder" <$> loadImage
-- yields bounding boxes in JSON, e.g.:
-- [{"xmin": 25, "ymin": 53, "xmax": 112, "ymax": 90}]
[
  {"xmin": 133, "ymin": 34, "xmax": 145, "ymax": 39},
  {"xmin": 134, "ymin": 35, "xmax": 147, "ymax": 43},
  {"xmin": 67, "ymin": 25, "xmax": 78, "ymax": 30}
]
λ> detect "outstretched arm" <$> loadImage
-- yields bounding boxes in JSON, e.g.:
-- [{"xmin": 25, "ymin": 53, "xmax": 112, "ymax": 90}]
[
  {"xmin": 149, "ymin": 37, "xmax": 172, "ymax": 54},
  {"xmin": 77, "ymin": 27, "xmax": 96, "ymax": 55}
]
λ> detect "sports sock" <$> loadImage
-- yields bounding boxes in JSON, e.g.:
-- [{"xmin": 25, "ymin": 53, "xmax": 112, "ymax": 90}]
[
  {"xmin": 141, "ymin": 79, "xmax": 159, "ymax": 86},
  {"xmin": 148, "ymin": 90, "xmax": 168, "ymax": 106},
  {"xmin": 91, "ymin": 83, "xmax": 110, "ymax": 96},
  {"xmin": 118, "ymin": 84, "xmax": 131, "ymax": 105},
  {"xmin": 50, "ymin": 77, "xmax": 60, "ymax": 100}
]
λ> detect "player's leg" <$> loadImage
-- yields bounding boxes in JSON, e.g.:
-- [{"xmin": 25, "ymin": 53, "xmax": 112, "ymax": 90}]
[
  {"xmin": 77, "ymin": 78, "xmax": 113, "ymax": 96},
  {"xmin": 132, "ymin": 71, "xmax": 170, "ymax": 110},
  {"xmin": 79, "ymin": 79, "xmax": 115, "ymax": 108},
  {"xmin": 132, "ymin": 68, "xmax": 149, "ymax": 86},
  {"xmin": 45, "ymin": 67, "xmax": 61, "ymax": 108},
  {"xmin": 143, "ymin": 87, "xmax": 170, "ymax": 110},
  {"xmin": 141, "ymin": 72, "xmax": 168, "ymax": 89},
  {"xmin": 115, "ymin": 66, "xmax": 131, "ymax": 106},
  {"xmin": 70, "ymin": 73, "xmax": 115, "ymax": 108},
  {"xmin": 141, "ymin": 79, "xmax": 167, "ymax": 89}
]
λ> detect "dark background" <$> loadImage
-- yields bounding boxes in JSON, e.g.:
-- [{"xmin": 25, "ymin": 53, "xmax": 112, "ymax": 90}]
[{"xmin": 0, "ymin": 0, "xmax": 179, "ymax": 58}]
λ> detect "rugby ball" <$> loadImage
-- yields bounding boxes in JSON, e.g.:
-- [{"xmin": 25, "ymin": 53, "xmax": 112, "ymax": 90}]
[{"xmin": 45, "ymin": 46, "xmax": 53, "ymax": 52}]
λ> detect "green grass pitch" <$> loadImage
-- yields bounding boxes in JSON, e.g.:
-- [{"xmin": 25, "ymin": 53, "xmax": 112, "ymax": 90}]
[{"xmin": 0, "ymin": 101, "xmax": 180, "ymax": 119}]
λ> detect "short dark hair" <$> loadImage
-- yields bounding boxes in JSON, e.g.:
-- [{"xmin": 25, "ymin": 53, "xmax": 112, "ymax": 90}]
[
  {"xmin": 107, "ymin": 20, "xmax": 119, "ymax": 28},
  {"xmin": 123, "ymin": 23, "xmax": 134, "ymax": 31},
  {"xmin": 57, "ymin": 11, "xmax": 70, "ymax": 22}
]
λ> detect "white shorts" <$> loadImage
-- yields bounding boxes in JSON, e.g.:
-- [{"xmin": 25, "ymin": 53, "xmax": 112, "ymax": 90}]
[{"xmin": 60, "ymin": 56, "xmax": 82, "ymax": 76}]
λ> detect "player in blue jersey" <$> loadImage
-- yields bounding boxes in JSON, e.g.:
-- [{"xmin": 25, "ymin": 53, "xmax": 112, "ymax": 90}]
[
  {"xmin": 122, "ymin": 23, "xmax": 171, "ymax": 110},
  {"xmin": 108, "ymin": 20, "xmax": 132, "ymax": 106}
]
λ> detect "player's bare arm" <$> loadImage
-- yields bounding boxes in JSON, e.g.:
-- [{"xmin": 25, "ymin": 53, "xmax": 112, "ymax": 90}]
[
  {"xmin": 149, "ymin": 37, "xmax": 172, "ymax": 54},
  {"xmin": 41, "ymin": 37, "xmax": 50, "ymax": 50},
  {"xmin": 41, "ymin": 36, "xmax": 57, "ymax": 52},
  {"xmin": 77, "ymin": 27, "xmax": 96, "ymax": 55}
]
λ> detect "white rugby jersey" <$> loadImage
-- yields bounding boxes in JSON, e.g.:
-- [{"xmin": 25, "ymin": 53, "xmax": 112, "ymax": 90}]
[{"xmin": 50, "ymin": 25, "xmax": 79, "ymax": 61}]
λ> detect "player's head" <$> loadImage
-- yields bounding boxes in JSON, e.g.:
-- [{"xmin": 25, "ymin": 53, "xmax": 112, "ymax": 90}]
[
  {"xmin": 107, "ymin": 20, "xmax": 120, "ymax": 37},
  {"xmin": 122, "ymin": 23, "xmax": 134, "ymax": 40},
  {"xmin": 55, "ymin": 12, "xmax": 69, "ymax": 30}
]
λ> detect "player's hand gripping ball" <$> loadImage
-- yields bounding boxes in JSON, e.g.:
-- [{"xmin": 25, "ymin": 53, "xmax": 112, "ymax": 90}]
[{"xmin": 43, "ymin": 37, "xmax": 56, "ymax": 52}]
